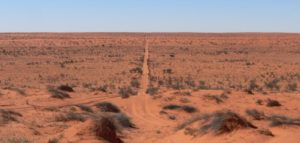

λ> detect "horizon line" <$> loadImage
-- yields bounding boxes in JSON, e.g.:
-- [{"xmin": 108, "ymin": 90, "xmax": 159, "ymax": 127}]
[{"xmin": 1, "ymin": 32, "xmax": 300, "ymax": 34}]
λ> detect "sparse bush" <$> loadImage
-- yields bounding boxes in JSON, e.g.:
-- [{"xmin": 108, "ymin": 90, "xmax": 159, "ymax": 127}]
[
  {"xmin": 130, "ymin": 67, "xmax": 143, "ymax": 74},
  {"xmin": 220, "ymin": 92, "xmax": 229, "ymax": 99},
  {"xmin": 268, "ymin": 115, "xmax": 300, "ymax": 127},
  {"xmin": 55, "ymin": 112, "xmax": 86, "ymax": 122},
  {"xmin": 77, "ymin": 104, "xmax": 93, "ymax": 113},
  {"xmin": 130, "ymin": 79, "xmax": 140, "ymax": 88},
  {"xmin": 57, "ymin": 85, "xmax": 74, "ymax": 92},
  {"xmin": 258, "ymin": 129, "xmax": 274, "ymax": 137},
  {"xmin": 174, "ymin": 91, "xmax": 191, "ymax": 96},
  {"xmin": 204, "ymin": 94, "xmax": 224, "ymax": 104},
  {"xmin": 246, "ymin": 109, "xmax": 265, "ymax": 120},
  {"xmin": 44, "ymin": 107, "xmax": 60, "ymax": 112},
  {"xmin": 7, "ymin": 87, "xmax": 26, "ymax": 96},
  {"xmin": 0, "ymin": 109, "xmax": 23, "ymax": 124},
  {"xmin": 256, "ymin": 99, "xmax": 263, "ymax": 105},
  {"xmin": 248, "ymin": 79, "xmax": 259, "ymax": 91},
  {"xmin": 177, "ymin": 114, "xmax": 210, "ymax": 130},
  {"xmin": 163, "ymin": 104, "xmax": 181, "ymax": 110},
  {"xmin": 95, "ymin": 102, "xmax": 120, "ymax": 113},
  {"xmin": 185, "ymin": 79, "xmax": 196, "ymax": 88},
  {"xmin": 179, "ymin": 98, "xmax": 190, "ymax": 103},
  {"xmin": 181, "ymin": 106, "xmax": 197, "ymax": 113},
  {"xmin": 146, "ymin": 86, "xmax": 159, "ymax": 95},
  {"xmin": 48, "ymin": 87, "xmax": 70, "ymax": 99},
  {"xmin": 286, "ymin": 82, "xmax": 297, "ymax": 92},
  {"xmin": 171, "ymin": 80, "xmax": 185, "ymax": 90},
  {"xmin": 266, "ymin": 99, "xmax": 281, "ymax": 107},
  {"xmin": 163, "ymin": 68, "xmax": 173, "ymax": 74},
  {"xmin": 119, "ymin": 86, "xmax": 137, "ymax": 98},
  {"xmin": 168, "ymin": 115, "xmax": 176, "ymax": 120},
  {"xmin": 265, "ymin": 79, "xmax": 280, "ymax": 91},
  {"xmin": 163, "ymin": 104, "xmax": 197, "ymax": 113},
  {"xmin": 93, "ymin": 116, "xmax": 123, "ymax": 143},
  {"xmin": 200, "ymin": 111, "xmax": 257, "ymax": 134},
  {"xmin": 48, "ymin": 138, "xmax": 59, "ymax": 143},
  {"xmin": 244, "ymin": 89, "xmax": 254, "ymax": 95},
  {"xmin": 198, "ymin": 80, "xmax": 209, "ymax": 89},
  {"xmin": 98, "ymin": 85, "xmax": 108, "ymax": 92},
  {"xmin": 112, "ymin": 113, "xmax": 136, "ymax": 129},
  {"xmin": 0, "ymin": 137, "xmax": 31, "ymax": 143}
]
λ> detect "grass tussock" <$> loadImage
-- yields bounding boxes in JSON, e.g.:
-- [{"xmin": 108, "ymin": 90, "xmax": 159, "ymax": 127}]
[
  {"xmin": 0, "ymin": 137, "xmax": 31, "ymax": 143},
  {"xmin": 130, "ymin": 78, "xmax": 140, "ymax": 88},
  {"xmin": 92, "ymin": 113, "xmax": 135, "ymax": 143},
  {"xmin": 119, "ymin": 86, "xmax": 137, "ymax": 98},
  {"xmin": 112, "ymin": 113, "xmax": 136, "ymax": 129},
  {"xmin": 77, "ymin": 104, "xmax": 93, "ymax": 113},
  {"xmin": 93, "ymin": 116, "xmax": 123, "ymax": 143},
  {"xmin": 48, "ymin": 86, "xmax": 70, "ymax": 99},
  {"xmin": 266, "ymin": 99, "xmax": 281, "ymax": 107},
  {"xmin": 246, "ymin": 109, "xmax": 266, "ymax": 120},
  {"xmin": 146, "ymin": 86, "xmax": 159, "ymax": 96},
  {"xmin": 268, "ymin": 115, "xmax": 300, "ymax": 127},
  {"xmin": 200, "ymin": 111, "xmax": 257, "ymax": 134},
  {"xmin": 48, "ymin": 138, "xmax": 59, "ymax": 143},
  {"xmin": 286, "ymin": 82, "xmax": 297, "ymax": 92},
  {"xmin": 6, "ymin": 87, "xmax": 26, "ymax": 96},
  {"xmin": 177, "ymin": 111, "xmax": 257, "ymax": 135},
  {"xmin": 55, "ymin": 112, "xmax": 86, "ymax": 122},
  {"xmin": 163, "ymin": 104, "xmax": 197, "ymax": 113},
  {"xmin": 258, "ymin": 129, "xmax": 274, "ymax": 137},
  {"xmin": 95, "ymin": 102, "xmax": 121, "ymax": 113},
  {"xmin": 204, "ymin": 94, "xmax": 227, "ymax": 104},
  {"xmin": 0, "ymin": 109, "xmax": 23, "ymax": 124},
  {"xmin": 57, "ymin": 85, "xmax": 74, "ymax": 92}
]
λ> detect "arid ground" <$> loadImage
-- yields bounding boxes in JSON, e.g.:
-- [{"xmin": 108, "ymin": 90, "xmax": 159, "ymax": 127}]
[{"xmin": 0, "ymin": 33, "xmax": 300, "ymax": 143}]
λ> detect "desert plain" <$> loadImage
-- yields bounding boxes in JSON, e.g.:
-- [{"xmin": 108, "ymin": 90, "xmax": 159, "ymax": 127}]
[{"xmin": 0, "ymin": 33, "xmax": 299, "ymax": 143}]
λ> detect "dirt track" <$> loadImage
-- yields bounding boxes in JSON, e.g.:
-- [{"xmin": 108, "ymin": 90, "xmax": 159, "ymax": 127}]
[{"xmin": 1, "ymin": 33, "xmax": 300, "ymax": 143}]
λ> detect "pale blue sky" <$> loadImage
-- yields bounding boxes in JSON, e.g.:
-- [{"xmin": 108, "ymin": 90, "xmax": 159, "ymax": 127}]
[{"xmin": 0, "ymin": 0, "xmax": 299, "ymax": 32}]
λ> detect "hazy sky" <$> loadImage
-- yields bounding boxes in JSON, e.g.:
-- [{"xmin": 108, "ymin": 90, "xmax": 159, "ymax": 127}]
[{"xmin": 0, "ymin": 0, "xmax": 300, "ymax": 32}]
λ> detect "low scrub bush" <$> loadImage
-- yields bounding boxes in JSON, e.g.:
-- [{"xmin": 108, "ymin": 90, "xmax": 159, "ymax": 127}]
[
  {"xmin": 48, "ymin": 87, "xmax": 70, "ymax": 99},
  {"xmin": 146, "ymin": 86, "xmax": 159, "ymax": 96},
  {"xmin": 130, "ymin": 79, "xmax": 140, "ymax": 88},
  {"xmin": 0, "ymin": 137, "xmax": 31, "ymax": 143},
  {"xmin": 0, "ymin": 109, "xmax": 23, "ymax": 124},
  {"xmin": 55, "ymin": 112, "xmax": 86, "ymax": 122},
  {"xmin": 286, "ymin": 82, "xmax": 297, "ymax": 92},
  {"xmin": 112, "ymin": 113, "xmax": 136, "ymax": 129},
  {"xmin": 163, "ymin": 104, "xmax": 197, "ymax": 113},
  {"xmin": 93, "ymin": 116, "xmax": 123, "ymax": 143},
  {"xmin": 95, "ymin": 102, "xmax": 120, "ymax": 113},
  {"xmin": 177, "ymin": 111, "xmax": 257, "ymax": 135},
  {"xmin": 246, "ymin": 109, "xmax": 265, "ymax": 120},
  {"xmin": 57, "ymin": 85, "xmax": 74, "ymax": 92},
  {"xmin": 77, "ymin": 104, "xmax": 93, "ymax": 113},
  {"xmin": 200, "ymin": 111, "xmax": 257, "ymax": 134},
  {"xmin": 266, "ymin": 99, "xmax": 281, "ymax": 107},
  {"xmin": 268, "ymin": 115, "xmax": 300, "ymax": 127},
  {"xmin": 119, "ymin": 86, "xmax": 137, "ymax": 98},
  {"xmin": 204, "ymin": 94, "xmax": 225, "ymax": 104}
]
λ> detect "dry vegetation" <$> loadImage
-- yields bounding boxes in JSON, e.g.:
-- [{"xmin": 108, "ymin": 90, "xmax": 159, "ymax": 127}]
[{"xmin": 0, "ymin": 33, "xmax": 299, "ymax": 143}]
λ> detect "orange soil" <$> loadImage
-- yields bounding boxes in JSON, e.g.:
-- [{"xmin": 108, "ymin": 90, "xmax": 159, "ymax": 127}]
[{"xmin": 0, "ymin": 33, "xmax": 299, "ymax": 143}]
